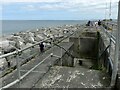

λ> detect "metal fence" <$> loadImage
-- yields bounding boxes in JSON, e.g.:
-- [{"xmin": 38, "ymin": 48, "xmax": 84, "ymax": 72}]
[
  {"xmin": 0, "ymin": 22, "xmax": 118, "ymax": 89},
  {"xmin": 0, "ymin": 31, "xmax": 75, "ymax": 89},
  {"xmin": 0, "ymin": 38, "xmax": 51, "ymax": 89},
  {"xmin": 101, "ymin": 21, "xmax": 119, "ymax": 86}
]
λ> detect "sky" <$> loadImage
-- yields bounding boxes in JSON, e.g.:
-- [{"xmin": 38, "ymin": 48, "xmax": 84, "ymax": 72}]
[{"xmin": 0, "ymin": 0, "xmax": 119, "ymax": 20}]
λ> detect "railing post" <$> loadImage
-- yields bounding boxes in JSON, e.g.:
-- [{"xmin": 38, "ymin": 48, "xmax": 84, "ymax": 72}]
[
  {"xmin": 16, "ymin": 52, "xmax": 21, "ymax": 88},
  {"xmin": 112, "ymin": 24, "xmax": 114, "ymax": 31},
  {"xmin": 111, "ymin": 24, "xmax": 113, "ymax": 38},
  {"xmin": 51, "ymin": 38, "xmax": 54, "ymax": 55},
  {"xmin": 0, "ymin": 68, "xmax": 2, "ymax": 89},
  {"xmin": 110, "ymin": 0, "xmax": 120, "ymax": 87},
  {"xmin": 107, "ymin": 22, "xmax": 109, "ymax": 30},
  {"xmin": 61, "ymin": 48, "xmax": 62, "ymax": 66},
  {"xmin": 109, "ymin": 38, "xmax": 112, "ymax": 56},
  {"xmin": 107, "ymin": 38, "xmax": 112, "ymax": 73}
]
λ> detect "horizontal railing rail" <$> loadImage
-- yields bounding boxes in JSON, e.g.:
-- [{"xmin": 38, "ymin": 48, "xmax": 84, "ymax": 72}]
[
  {"xmin": 101, "ymin": 22, "xmax": 117, "ymax": 86},
  {"xmin": 1, "ymin": 53, "xmax": 52, "ymax": 89},
  {"xmin": 0, "ymin": 30, "xmax": 75, "ymax": 89},
  {"xmin": 101, "ymin": 26, "xmax": 116, "ymax": 44},
  {"xmin": 102, "ymin": 21, "xmax": 117, "ymax": 26},
  {"xmin": 0, "ymin": 38, "xmax": 50, "ymax": 59},
  {"xmin": 53, "ymin": 43, "xmax": 74, "ymax": 58},
  {"xmin": 105, "ymin": 22, "xmax": 117, "ymax": 26}
]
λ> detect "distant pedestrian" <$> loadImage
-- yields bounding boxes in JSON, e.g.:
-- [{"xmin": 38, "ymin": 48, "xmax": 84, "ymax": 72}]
[
  {"xmin": 94, "ymin": 21, "xmax": 98, "ymax": 30},
  {"xmin": 86, "ymin": 21, "xmax": 91, "ymax": 26},
  {"xmin": 98, "ymin": 20, "xmax": 101, "ymax": 26},
  {"xmin": 86, "ymin": 21, "xmax": 93, "ymax": 26},
  {"xmin": 79, "ymin": 60, "xmax": 82, "ymax": 65},
  {"xmin": 94, "ymin": 21, "xmax": 98, "ymax": 27},
  {"xmin": 39, "ymin": 42, "xmax": 44, "ymax": 52}
]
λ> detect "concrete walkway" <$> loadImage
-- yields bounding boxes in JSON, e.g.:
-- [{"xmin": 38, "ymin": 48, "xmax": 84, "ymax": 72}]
[
  {"xmin": 2, "ymin": 42, "xmax": 73, "ymax": 88},
  {"xmin": 34, "ymin": 66, "xmax": 110, "ymax": 88},
  {"xmin": 33, "ymin": 57, "xmax": 111, "ymax": 88},
  {"xmin": 1, "ymin": 26, "xmax": 112, "ymax": 89}
]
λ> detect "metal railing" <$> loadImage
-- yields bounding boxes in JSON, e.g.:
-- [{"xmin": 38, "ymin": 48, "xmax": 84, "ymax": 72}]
[
  {"xmin": 104, "ymin": 22, "xmax": 117, "ymax": 27},
  {"xmin": 102, "ymin": 21, "xmax": 117, "ymax": 30},
  {"xmin": 0, "ymin": 38, "xmax": 49, "ymax": 59},
  {"xmin": 53, "ymin": 43, "xmax": 74, "ymax": 59},
  {"xmin": 0, "ymin": 31, "xmax": 75, "ymax": 89},
  {"xmin": 101, "ymin": 21, "xmax": 119, "ymax": 87},
  {"xmin": 1, "ymin": 53, "xmax": 52, "ymax": 89},
  {"xmin": 0, "ymin": 38, "xmax": 50, "ymax": 89},
  {"xmin": 110, "ymin": 1, "xmax": 120, "ymax": 87}
]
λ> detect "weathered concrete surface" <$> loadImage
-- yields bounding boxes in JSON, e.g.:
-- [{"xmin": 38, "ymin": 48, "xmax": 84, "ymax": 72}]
[
  {"xmin": 116, "ymin": 73, "xmax": 120, "ymax": 90},
  {"xmin": 1, "ymin": 26, "xmax": 115, "ymax": 89},
  {"xmin": 116, "ymin": 62, "xmax": 120, "ymax": 90},
  {"xmin": 79, "ymin": 37, "xmax": 97, "ymax": 58},
  {"xmin": 34, "ymin": 66, "xmax": 110, "ymax": 88},
  {"xmin": 98, "ymin": 26, "xmax": 120, "ymax": 89},
  {"xmin": 69, "ymin": 30, "xmax": 98, "ymax": 59},
  {"xmin": 74, "ymin": 58, "xmax": 97, "ymax": 69},
  {"xmin": 69, "ymin": 37, "xmax": 79, "ymax": 58},
  {"xmin": 98, "ymin": 26, "xmax": 114, "ymax": 76},
  {"xmin": 102, "ymin": 21, "xmax": 120, "ymax": 90},
  {"xmin": 55, "ymin": 46, "xmax": 74, "ymax": 67},
  {"xmin": 2, "ymin": 42, "xmax": 73, "ymax": 88}
]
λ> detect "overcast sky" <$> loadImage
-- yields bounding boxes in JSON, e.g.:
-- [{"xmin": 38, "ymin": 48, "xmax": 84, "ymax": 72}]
[{"xmin": 0, "ymin": 0, "xmax": 119, "ymax": 20}]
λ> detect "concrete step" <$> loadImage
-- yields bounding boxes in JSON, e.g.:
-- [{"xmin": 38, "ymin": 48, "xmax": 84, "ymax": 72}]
[
  {"xmin": 74, "ymin": 58, "xmax": 97, "ymax": 69},
  {"xmin": 34, "ymin": 66, "xmax": 111, "ymax": 88}
]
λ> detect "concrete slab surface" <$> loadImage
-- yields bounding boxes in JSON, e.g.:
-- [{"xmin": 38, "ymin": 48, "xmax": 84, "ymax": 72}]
[{"xmin": 34, "ymin": 66, "xmax": 110, "ymax": 88}]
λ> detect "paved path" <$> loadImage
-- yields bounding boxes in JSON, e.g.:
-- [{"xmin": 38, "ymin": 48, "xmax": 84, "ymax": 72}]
[
  {"xmin": 33, "ymin": 51, "xmax": 111, "ymax": 88},
  {"xmin": 2, "ymin": 42, "xmax": 73, "ymax": 88},
  {"xmin": 1, "ymin": 26, "xmax": 112, "ymax": 89},
  {"xmin": 34, "ymin": 66, "xmax": 110, "ymax": 88}
]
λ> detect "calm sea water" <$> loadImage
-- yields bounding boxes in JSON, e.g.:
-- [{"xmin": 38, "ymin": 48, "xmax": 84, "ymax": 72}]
[{"xmin": 1, "ymin": 20, "xmax": 87, "ymax": 35}]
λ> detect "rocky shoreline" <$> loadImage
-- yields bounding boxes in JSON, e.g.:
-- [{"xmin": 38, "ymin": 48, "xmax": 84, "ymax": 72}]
[
  {"xmin": 0, "ymin": 24, "xmax": 81, "ymax": 75},
  {"xmin": 0, "ymin": 24, "xmax": 81, "ymax": 54}
]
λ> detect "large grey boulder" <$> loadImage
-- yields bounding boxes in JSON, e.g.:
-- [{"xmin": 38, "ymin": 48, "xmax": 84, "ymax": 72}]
[
  {"xmin": 23, "ymin": 32, "xmax": 35, "ymax": 43},
  {"xmin": 34, "ymin": 34, "xmax": 44, "ymax": 42},
  {"xmin": 0, "ymin": 40, "xmax": 16, "ymax": 54},
  {"xmin": 0, "ymin": 58, "xmax": 8, "ymax": 71}
]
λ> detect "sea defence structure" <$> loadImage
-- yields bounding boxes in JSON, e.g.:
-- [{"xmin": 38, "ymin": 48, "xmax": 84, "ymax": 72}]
[{"xmin": 0, "ymin": 22, "xmax": 120, "ymax": 89}]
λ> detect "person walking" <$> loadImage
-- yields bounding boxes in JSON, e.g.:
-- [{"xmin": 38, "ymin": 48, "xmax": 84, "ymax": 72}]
[
  {"xmin": 98, "ymin": 20, "xmax": 101, "ymax": 26},
  {"xmin": 86, "ymin": 21, "xmax": 91, "ymax": 26},
  {"xmin": 39, "ymin": 42, "xmax": 44, "ymax": 52}
]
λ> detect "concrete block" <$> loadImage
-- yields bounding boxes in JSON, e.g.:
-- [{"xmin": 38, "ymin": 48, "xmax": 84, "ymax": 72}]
[{"xmin": 115, "ymin": 73, "xmax": 120, "ymax": 90}]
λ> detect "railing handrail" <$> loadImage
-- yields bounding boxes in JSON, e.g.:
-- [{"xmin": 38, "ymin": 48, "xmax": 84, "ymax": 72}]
[
  {"xmin": 53, "ymin": 43, "xmax": 74, "ymax": 58},
  {"xmin": 103, "ymin": 21, "xmax": 117, "ymax": 26},
  {"xmin": 0, "ymin": 31, "xmax": 75, "ymax": 59},
  {"xmin": 1, "ymin": 54, "xmax": 51, "ymax": 89},
  {"xmin": 101, "ymin": 26, "xmax": 116, "ymax": 44},
  {"xmin": 101, "ymin": 22, "xmax": 118, "ymax": 86},
  {"xmin": 99, "ymin": 45, "xmax": 110, "ymax": 60},
  {"xmin": 0, "ymin": 31, "xmax": 76, "ymax": 89},
  {"xmin": 0, "ymin": 38, "xmax": 50, "ymax": 59}
]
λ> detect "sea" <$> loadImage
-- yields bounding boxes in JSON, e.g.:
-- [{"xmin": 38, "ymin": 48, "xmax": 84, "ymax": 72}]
[{"xmin": 1, "ymin": 20, "xmax": 87, "ymax": 35}]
